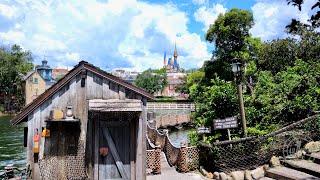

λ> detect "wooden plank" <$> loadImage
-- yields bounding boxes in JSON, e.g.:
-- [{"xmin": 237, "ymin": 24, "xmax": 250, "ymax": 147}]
[
  {"xmin": 89, "ymin": 99, "xmax": 142, "ymax": 112},
  {"xmin": 136, "ymin": 100, "xmax": 146, "ymax": 180},
  {"xmin": 119, "ymin": 86, "xmax": 126, "ymax": 100},
  {"xmin": 130, "ymin": 120, "xmax": 136, "ymax": 180},
  {"xmin": 284, "ymin": 159, "xmax": 320, "ymax": 177},
  {"xmin": 266, "ymin": 166, "xmax": 317, "ymax": 180},
  {"xmin": 102, "ymin": 79, "xmax": 111, "ymax": 99},
  {"xmin": 306, "ymin": 152, "xmax": 320, "ymax": 164},
  {"xmin": 141, "ymin": 100, "xmax": 147, "ymax": 180},
  {"xmin": 94, "ymin": 117, "xmax": 99, "ymax": 180},
  {"xmin": 102, "ymin": 127, "xmax": 130, "ymax": 179}
]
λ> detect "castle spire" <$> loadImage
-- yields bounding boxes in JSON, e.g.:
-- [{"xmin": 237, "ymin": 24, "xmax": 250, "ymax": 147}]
[{"xmin": 173, "ymin": 42, "xmax": 178, "ymax": 58}]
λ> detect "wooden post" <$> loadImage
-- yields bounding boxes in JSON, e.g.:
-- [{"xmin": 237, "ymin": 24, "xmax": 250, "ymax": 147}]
[
  {"xmin": 227, "ymin": 129, "xmax": 232, "ymax": 148},
  {"xmin": 94, "ymin": 116, "xmax": 99, "ymax": 180},
  {"xmin": 227, "ymin": 129, "xmax": 231, "ymax": 141},
  {"xmin": 238, "ymin": 83, "xmax": 247, "ymax": 137}
]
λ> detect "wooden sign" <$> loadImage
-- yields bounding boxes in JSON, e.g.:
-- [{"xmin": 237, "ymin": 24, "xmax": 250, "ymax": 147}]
[
  {"xmin": 213, "ymin": 116, "xmax": 238, "ymax": 130},
  {"xmin": 197, "ymin": 127, "xmax": 211, "ymax": 134}
]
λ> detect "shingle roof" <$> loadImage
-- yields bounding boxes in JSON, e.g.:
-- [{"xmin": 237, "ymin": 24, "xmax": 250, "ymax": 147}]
[{"xmin": 22, "ymin": 71, "xmax": 35, "ymax": 81}]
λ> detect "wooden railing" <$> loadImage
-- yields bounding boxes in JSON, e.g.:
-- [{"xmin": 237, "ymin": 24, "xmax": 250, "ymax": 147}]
[
  {"xmin": 147, "ymin": 102, "xmax": 195, "ymax": 111},
  {"xmin": 146, "ymin": 123, "xmax": 199, "ymax": 174}
]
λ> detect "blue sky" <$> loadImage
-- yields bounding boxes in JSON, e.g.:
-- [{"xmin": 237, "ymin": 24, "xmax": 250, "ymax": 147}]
[{"xmin": 0, "ymin": 0, "xmax": 317, "ymax": 71}]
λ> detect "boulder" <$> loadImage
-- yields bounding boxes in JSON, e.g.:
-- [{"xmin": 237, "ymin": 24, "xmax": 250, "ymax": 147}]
[
  {"xmin": 244, "ymin": 170, "xmax": 252, "ymax": 180},
  {"xmin": 220, "ymin": 172, "xmax": 228, "ymax": 180},
  {"xmin": 294, "ymin": 150, "xmax": 306, "ymax": 158},
  {"xmin": 230, "ymin": 171, "xmax": 244, "ymax": 180},
  {"xmin": 207, "ymin": 172, "xmax": 214, "ymax": 179},
  {"xmin": 251, "ymin": 166, "xmax": 265, "ymax": 179},
  {"xmin": 199, "ymin": 166, "xmax": 210, "ymax": 178},
  {"xmin": 304, "ymin": 141, "xmax": 320, "ymax": 153},
  {"xmin": 213, "ymin": 172, "xmax": 220, "ymax": 180},
  {"xmin": 270, "ymin": 156, "xmax": 280, "ymax": 167}
]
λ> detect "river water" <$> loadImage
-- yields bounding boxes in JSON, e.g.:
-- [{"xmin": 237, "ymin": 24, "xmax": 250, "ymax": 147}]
[
  {"xmin": 168, "ymin": 127, "xmax": 194, "ymax": 147},
  {"xmin": 0, "ymin": 116, "xmax": 26, "ymax": 171}
]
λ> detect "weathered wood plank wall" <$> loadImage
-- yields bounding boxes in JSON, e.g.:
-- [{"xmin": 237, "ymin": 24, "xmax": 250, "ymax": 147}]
[{"xmin": 26, "ymin": 70, "xmax": 147, "ymax": 180}]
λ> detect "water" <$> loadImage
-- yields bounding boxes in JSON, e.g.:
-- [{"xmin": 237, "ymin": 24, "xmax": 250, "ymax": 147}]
[
  {"xmin": 0, "ymin": 116, "xmax": 26, "ymax": 171},
  {"xmin": 168, "ymin": 127, "xmax": 195, "ymax": 147}
]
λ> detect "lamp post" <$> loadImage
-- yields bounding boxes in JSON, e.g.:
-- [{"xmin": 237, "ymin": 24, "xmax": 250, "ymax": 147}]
[{"xmin": 231, "ymin": 61, "xmax": 247, "ymax": 137}]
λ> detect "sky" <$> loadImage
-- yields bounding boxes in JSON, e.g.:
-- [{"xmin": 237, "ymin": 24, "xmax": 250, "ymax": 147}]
[{"xmin": 0, "ymin": 0, "xmax": 317, "ymax": 71}]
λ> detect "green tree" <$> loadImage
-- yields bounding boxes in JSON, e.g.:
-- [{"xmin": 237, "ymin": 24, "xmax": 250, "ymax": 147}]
[
  {"xmin": 134, "ymin": 68, "xmax": 167, "ymax": 94},
  {"xmin": 257, "ymin": 38, "xmax": 298, "ymax": 74},
  {"xmin": 175, "ymin": 70, "xmax": 204, "ymax": 94},
  {"xmin": 191, "ymin": 77, "xmax": 238, "ymax": 127},
  {"xmin": 256, "ymin": 30, "xmax": 319, "ymax": 74},
  {"xmin": 204, "ymin": 9, "xmax": 256, "ymax": 83},
  {"xmin": 206, "ymin": 8, "xmax": 254, "ymax": 62},
  {"xmin": 286, "ymin": 0, "xmax": 320, "ymax": 32},
  {"xmin": 246, "ymin": 60, "xmax": 320, "ymax": 128},
  {"xmin": 0, "ymin": 44, "xmax": 34, "ymax": 112}
]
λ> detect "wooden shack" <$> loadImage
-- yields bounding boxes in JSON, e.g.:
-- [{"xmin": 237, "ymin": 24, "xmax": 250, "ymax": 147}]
[{"xmin": 11, "ymin": 61, "xmax": 154, "ymax": 180}]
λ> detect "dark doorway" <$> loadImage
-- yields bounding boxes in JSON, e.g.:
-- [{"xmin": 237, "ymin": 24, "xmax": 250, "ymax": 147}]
[{"xmin": 92, "ymin": 111, "xmax": 139, "ymax": 179}]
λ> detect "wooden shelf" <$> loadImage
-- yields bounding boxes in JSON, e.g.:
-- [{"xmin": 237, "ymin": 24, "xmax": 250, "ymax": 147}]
[{"xmin": 45, "ymin": 118, "xmax": 80, "ymax": 123}]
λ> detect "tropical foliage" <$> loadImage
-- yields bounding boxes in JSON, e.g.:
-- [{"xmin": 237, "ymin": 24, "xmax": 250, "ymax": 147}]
[
  {"xmin": 134, "ymin": 68, "xmax": 167, "ymax": 94},
  {"xmin": 189, "ymin": 8, "xmax": 320, "ymax": 144},
  {"xmin": 0, "ymin": 45, "xmax": 34, "ymax": 112}
]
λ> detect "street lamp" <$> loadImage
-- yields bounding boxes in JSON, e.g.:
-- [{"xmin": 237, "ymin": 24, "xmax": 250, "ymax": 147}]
[
  {"xmin": 231, "ymin": 61, "xmax": 247, "ymax": 137},
  {"xmin": 231, "ymin": 62, "xmax": 241, "ymax": 74}
]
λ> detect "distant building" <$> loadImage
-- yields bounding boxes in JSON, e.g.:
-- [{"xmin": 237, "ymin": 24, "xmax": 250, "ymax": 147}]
[
  {"xmin": 23, "ymin": 70, "xmax": 47, "ymax": 105},
  {"xmin": 161, "ymin": 72, "xmax": 186, "ymax": 97},
  {"xmin": 23, "ymin": 60, "xmax": 68, "ymax": 105},
  {"xmin": 52, "ymin": 68, "xmax": 69, "ymax": 80},
  {"xmin": 161, "ymin": 43, "xmax": 187, "ymax": 98},
  {"xmin": 111, "ymin": 69, "xmax": 139, "ymax": 83}
]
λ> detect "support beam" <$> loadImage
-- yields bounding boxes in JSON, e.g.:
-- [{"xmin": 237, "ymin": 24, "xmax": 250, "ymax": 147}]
[{"xmin": 102, "ymin": 127, "xmax": 130, "ymax": 179}]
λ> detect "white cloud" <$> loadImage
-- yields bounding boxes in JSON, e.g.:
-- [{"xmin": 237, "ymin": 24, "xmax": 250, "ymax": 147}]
[
  {"xmin": 194, "ymin": 3, "xmax": 227, "ymax": 32},
  {"xmin": 251, "ymin": 0, "xmax": 317, "ymax": 41},
  {"xmin": 0, "ymin": 30, "xmax": 25, "ymax": 44},
  {"xmin": 0, "ymin": 0, "xmax": 210, "ymax": 71},
  {"xmin": 0, "ymin": 4, "xmax": 16, "ymax": 18},
  {"xmin": 65, "ymin": 52, "xmax": 80, "ymax": 62},
  {"xmin": 192, "ymin": 0, "xmax": 209, "ymax": 5}
]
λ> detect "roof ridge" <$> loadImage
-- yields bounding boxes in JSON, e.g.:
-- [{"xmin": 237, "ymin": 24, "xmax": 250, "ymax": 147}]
[{"xmin": 11, "ymin": 60, "xmax": 154, "ymax": 125}]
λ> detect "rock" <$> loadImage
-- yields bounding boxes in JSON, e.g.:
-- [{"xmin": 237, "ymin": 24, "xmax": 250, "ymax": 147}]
[
  {"xmin": 270, "ymin": 156, "xmax": 280, "ymax": 167},
  {"xmin": 244, "ymin": 170, "xmax": 252, "ymax": 180},
  {"xmin": 227, "ymin": 175, "xmax": 233, "ymax": 180},
  {"xmin": 220, "ymin": 172, "xmax": 228, "ymax": 180},
  {"xmin": 262, "ymin": 164, "xmax": 269, "ymax": 171},
  {"xmin": 207, "ymin": 172, "xmax": 214, "ymax": 179},
  {"xmin": 213, "ymin": 172, "xmax": 220, "ymax": 179},
  {"xmin": 199, "ymin": 166, "xmax": 210, "ymax": 178},
  {"xmin": 251, "ymin": 166, "xmax": 265, "ymax": 179},
  {"xmin": 294, "ymin": 150, "xmax": 306, "ymax": 158},
  {"xmin": 304, "ymin": 141, "xmax": 320, "ymax": 153},
  {"xmin": 230, "ymin": 171, "xmax": 244, "ymax": 180}
]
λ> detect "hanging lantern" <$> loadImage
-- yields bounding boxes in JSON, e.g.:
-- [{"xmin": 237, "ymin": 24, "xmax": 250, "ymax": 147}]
[{"xmin": 41, "ymin": 128, "xmax": 50, "ymax": 137}]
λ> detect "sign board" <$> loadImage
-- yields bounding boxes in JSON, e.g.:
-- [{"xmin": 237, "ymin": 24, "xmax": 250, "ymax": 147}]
[
  {"xmin": 197, "ymin": 127, "xmax": 211, "ymax": 134},
  {"xmin": 213, "ymin": 116, "xmax": 238, "ymax": 130}
]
